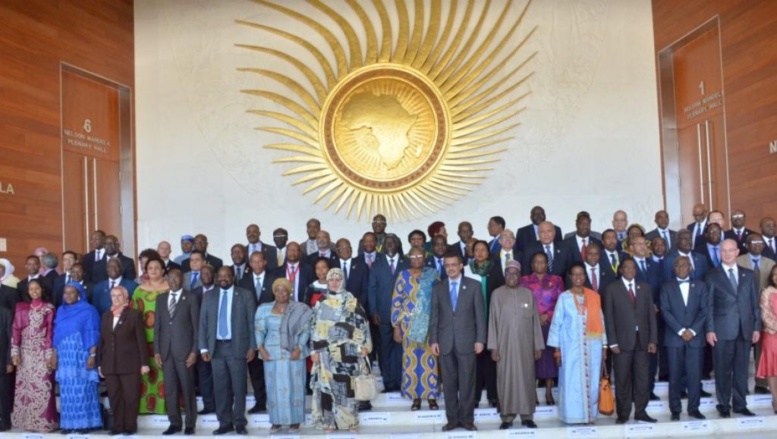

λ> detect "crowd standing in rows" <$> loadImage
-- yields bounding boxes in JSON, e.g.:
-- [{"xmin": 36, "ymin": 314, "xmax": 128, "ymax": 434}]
[{"xmin": 0, "ymin": 204, "xmax": 776, "ymax": 433}]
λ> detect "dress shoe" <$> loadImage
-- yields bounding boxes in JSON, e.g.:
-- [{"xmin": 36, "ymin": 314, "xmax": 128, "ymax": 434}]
[
  {"xmin": 670, "ymin": 413, "xmax": 680, "ymax": 421},
  {"xmin": 212, "ymin": 426, "xmax": 234, "ymax": 435},
  {"xmin": 358, "ymin": 401, "xmax": 373, "ymax": 411},
  {"xmin": 61, "ymin": 429, "xmax": 73, "ymax": 435},
  {"xmin": 410, "ymin": 398, "xmax": 422, "ymax": 411},
  {"xmin": 488, "ymin": 399, "xmax": 498, "ymax": 408},
  {"xmin": 109, "ymin": 430, "xmax": 122, "ymax": 435},
  {"xmin": 441, "ymin": 423, "xmax": 459, "ymax": 431},
  {"xmin": 248, "ymin": 405, "xmax": 266, "ymax": 414},
  {"xmin": 428, "ymin": 399, "xmax": 439, "ymax": 410},
  {"xmin": 123, "ymin": 430, "xmax": 137, "ymax": 436},
  {"xmin": 634, "ymin": 414, "xmax": 657, "ymax": 423},
  {"xmin": 700, "ymin": 389, "xmax": 712, "ymax": 397},
  {"xmin": 717, "ymin": 409, "xmax": 730, "ymax": 418},
  {"xmin": 521, "ymin": 420, "xmax": 537, "ymax": 428},
  {"xmin": 184, "ymin": 427, "xmax": 195, "ymax": 435},
  {"xmin": 163, "ymin": 426, "xmax": 182, "ymax": 435},
  {"xmin": 733, "ymin": 408, "xmax": 756, "ymax": 417},
  {"xmin": 499, "ymin": 421, "xmax": 513, "ymax": 430},
  {"xmin": 198, "ymin": 408, "xmax": 215, "ymax": 415},
  {"xmin": 688, "ymin": 410, "xmax": 706, "ymax": 420},
  {"xmin": 615, "ymin": 417, "xmax": 628, "ymax": 424},
  {"xmin": 235, "ymin": 426, "xmax": 248, "ymax": 435},
  {"xmin": 755, "ymin": 386, "xmax": 770, "ymax": 395},
  {"xmin": 461, "ymin": 422, "xmax": 477, "ymax": 431},
  {"xmin": 649, "ymin": 392, "xmax": 660, "ymax": 401}
]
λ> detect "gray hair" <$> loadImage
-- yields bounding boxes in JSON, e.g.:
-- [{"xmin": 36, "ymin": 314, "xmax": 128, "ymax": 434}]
[{"xmin": 42, "ymin": 252, "xmax": 59, "ymax": 269}]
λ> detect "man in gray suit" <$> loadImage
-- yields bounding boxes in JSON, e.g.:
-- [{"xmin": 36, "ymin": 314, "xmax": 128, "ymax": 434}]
[
  {"xmin": 154, "ymin": 269, "xmax": 199, "ymax": 435},
  {"xmin": 646, "ymin": 210, "xmax": 679, "ymax": 253},
  {"xmin": 430, "ymin": 252, "xmax": 486, "ymax": 432},
  {"xmin": 705, "ymin": 239, "xmax": 761, "ymax": 418},
  {"xmin": 183, "ymin": 251, "xmax": 205, "ymax": 292},
  {"xmin": 199, "ymin": 267, "xmax": 256, "ymax": 435}
]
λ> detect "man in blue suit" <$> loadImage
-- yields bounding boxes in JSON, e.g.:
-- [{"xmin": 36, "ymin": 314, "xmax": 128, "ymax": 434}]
[
  {"xmin": 487, "ymin": 216, "xmax": 505, "ymax": 254},
  {"xmin": 664, "ymin": 230, "xmax": 709, "ymax": 281},
  {"xmin": 705, "ymin": 239, "xmax": 761, "ymax": 418},
  {"xmin": 660, "ymin": 256, "xmax": 709, "ymax": 421},
  {"xmin": 91, "ymin": 258, "xmax": 138, "ymax": 316},
  {"xmin": 367, "ymin": 234, "xmax": 408, "ymax": 392},
  {"xmin": 425, "ymin": 236, "xmax": 449, "ymax": 281}
]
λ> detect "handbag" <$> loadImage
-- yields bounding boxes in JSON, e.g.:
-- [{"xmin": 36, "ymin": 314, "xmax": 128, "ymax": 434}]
[
  {"xmin": 354, "ymin": 358, "xmax": 379, "ymax": 401},
  {"xmin": 598, "ymin": 358, "xmax": 615, "ymax": 416}
]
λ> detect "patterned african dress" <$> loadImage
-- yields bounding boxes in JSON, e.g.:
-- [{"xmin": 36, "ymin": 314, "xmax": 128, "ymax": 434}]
[
  {"xmin": 310, "ymin": 291, "xmax": 372, "ymax": 430},
  {"xmin": 255, "ymin": 303, "xmax": 310, "ymax": 426},
  {"xmin": 519, "ymin": 273, "xmax": 564, "ymax": 379},
  {"xmin": 131, "ymin": 287, "xmax": 166, "ymax": 414},
  {"xmin": 11, "ymin": 302, "xmax": 58, "ymax": 432},
  {"xmin": 391, "ymin": 268, "xmax": 440, "ymax": 399}
]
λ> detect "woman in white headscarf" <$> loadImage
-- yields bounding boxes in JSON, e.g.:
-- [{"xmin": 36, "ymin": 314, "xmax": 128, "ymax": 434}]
[{"xmin": 0, "ymin": 259, "xmax": 20, "ymax": 289}]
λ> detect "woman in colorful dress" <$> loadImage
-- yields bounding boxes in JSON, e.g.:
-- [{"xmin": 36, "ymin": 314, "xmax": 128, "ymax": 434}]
[
  {"xmin": 53, "ymin": 282, "xmax": 102, "ymax": 433},
  {"xmin": 255, "ymin": 278, "xmax": 311, "ymax": 432},
  {"xmin": 10, "ymin": 279, "xmax": 58, "ymax": 432},
  {"xmin": 519, "ymin": 251, "xmax": 564, "ymax": 405},
  {"xmin": 310, "ymin": 268, "xmax": 372, "ymax": 432},
  {"xmin": 391, "ymin": 246, "xmax": 440, "ymax": 411},
  {"xmin": 132, "ymin": 255, "xmax": 169, "ymax": 414},
  {"xmin": 547, "ymin": 263, "xmax": 607, "ymax": 425},
  {"xmin": 757, "ymin": 265, "xmax": 777, "ymax": 413}
]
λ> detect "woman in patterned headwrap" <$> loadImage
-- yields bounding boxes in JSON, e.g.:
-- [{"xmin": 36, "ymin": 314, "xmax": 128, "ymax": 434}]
[{"xmin": 310, "ymin": 268, "xmax": 372, "ymax": 432}]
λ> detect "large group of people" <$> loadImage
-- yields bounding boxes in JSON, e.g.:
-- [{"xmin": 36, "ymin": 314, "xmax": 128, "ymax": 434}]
[{"xmin": 0, "ymin": 204, "xmax": 776, "ymax": 433}]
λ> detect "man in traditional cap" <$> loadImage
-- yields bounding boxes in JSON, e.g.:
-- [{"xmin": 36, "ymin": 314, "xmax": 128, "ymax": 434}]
[{"xmin": 175, "ymin": 235, "xmax": 195, "ymax": 265}]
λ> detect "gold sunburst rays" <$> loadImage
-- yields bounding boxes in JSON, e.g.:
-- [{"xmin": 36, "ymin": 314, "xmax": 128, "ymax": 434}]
[{"xmin": 237, "ymin": 0, "xmax": 536, "ymax": 221}]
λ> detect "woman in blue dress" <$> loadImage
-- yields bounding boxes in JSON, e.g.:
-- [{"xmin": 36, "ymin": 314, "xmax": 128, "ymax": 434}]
[
  {"xmin": 255, "ymin": 278, "xmax": 311, "ymax": 432},
  {"xmin": 53, "ymin": 281, "xmax": 102, "ymax": 433}
]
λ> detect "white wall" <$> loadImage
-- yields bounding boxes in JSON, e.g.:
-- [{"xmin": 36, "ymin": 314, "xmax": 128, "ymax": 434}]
[{"xmin": 135, "ymin": 0, "xmax": 662, "ymax": 259}]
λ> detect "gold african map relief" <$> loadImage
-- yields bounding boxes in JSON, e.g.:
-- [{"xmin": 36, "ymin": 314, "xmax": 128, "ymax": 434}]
[{"xmin": 237, "ymin": 0, "xmax": 536, "ymax": 220}]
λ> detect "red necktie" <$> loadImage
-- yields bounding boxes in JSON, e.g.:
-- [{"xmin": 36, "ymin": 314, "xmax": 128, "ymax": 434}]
[
  {"xmin": 628, "ymin": 283, "xmax": 636, "ymax": 304},
  {"xmin": 591, "ymin": 267, "xmax": 598, "ymax": 291},
  {"xmin": 581, "ymin": 238, "xmax": 587, "ymax": 261},
  {"xmin": 389, "ymin": 259, "xmax": 395, "ymax": 275}
]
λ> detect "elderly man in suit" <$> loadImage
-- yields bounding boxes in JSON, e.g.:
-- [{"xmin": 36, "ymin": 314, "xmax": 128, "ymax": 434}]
[
  {"xmin": 238, "ymin": 251, "xmax": 277, "ymax": 414},
  {"xmin": 660, "ymin": 256, "xmax": 709, "ymax": 421},
  {"xmin": 647, "ymin": 210, "xmax": 679, "ymax": 253},
  {"xmin": 516, "ymin": 206, "xmax": 562, "ymax": 252},
  {"xmin": 154, "ymin": 269, "xmax": 199, "ymax": 435},
  {"xmin": 448, "ymin": 221, "xmax": 474, "ymax": 261},
  {"xmin": 367, "ymin": 233, "xmax": 408, "ymax": 393},
  {"xmin": 522, "ymin": 222, "xmax": 571, "ymax": 277},
  {"xmin": 604, "ymin": 259, "xmax": 658, "ymax": 424},
  {"xmin": 245, "ymin": 224, "xmax": 278, "ymax": 272},
  {"xmin": 705, "ymin": 239, "xmax": 761, "ymax": 418},
  {"xmin": 199, "ymin": 267, "xmax": 257, "ymax": 435},
  {"xmin": 430, "ymin": 253, "xmax": 486, "ymax": 432}
]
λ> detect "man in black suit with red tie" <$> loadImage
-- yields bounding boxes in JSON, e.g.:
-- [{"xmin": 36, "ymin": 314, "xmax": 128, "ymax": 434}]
[
  {"xmin": 83, "ymin": 229, "xmax": 106, "ymax": 283},
  {"xmin": 724, "ymin": 210, "xmax": 754, "ymax": 255},
  {"xmin": 660, "ymin": 257, "xmax": 709, "ymax": 421},
  {"xmin": 604, "ymin": 259, "xmax": 658, "ymax": 424},
  {"xmin": 582, "ymin": 243, "xmax": 616, "ymax": 293},
  {"xmin": 562, "ymin": 212, "xmax": 602, "ymax": 265},
  {"xmin": 273, "ymin": 242, "xmax": 314, "ymax": 304}
]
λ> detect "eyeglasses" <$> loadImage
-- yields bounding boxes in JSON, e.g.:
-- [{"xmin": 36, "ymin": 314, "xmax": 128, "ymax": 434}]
[
  {"xmin": 749, "ymin": 240, "xmax": 764, "ymax": 245},
  {"xmin": 732, "ymin": 214, "xmax": 745, "ymax": 219},
  {"xmin": 372, "ymin": 221, "xmax": 386, "ymax": 225},
  {"xmin": 408, "ymin": 255, "xmax": 425, "ymax": 259},
  {"xmin": 273, "ymin": 235, "xmax": 288, "ymax": 238}
]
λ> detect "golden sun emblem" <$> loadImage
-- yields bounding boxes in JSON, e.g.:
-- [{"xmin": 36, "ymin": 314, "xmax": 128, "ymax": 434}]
[{"xmin": 237, "ymin": 0, "xmax": 535, "ymax": 221}]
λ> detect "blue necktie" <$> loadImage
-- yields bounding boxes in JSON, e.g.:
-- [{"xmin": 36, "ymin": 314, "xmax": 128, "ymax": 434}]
[
  {"xmin": 712, "ymin": 247, "xmax": 720, "ymax": 267},
  {"xmin": 728, "ymin": 268, "xmax": 738, "ymax": 290},
  {"xmin": 218, "ymin": 290, "xmax": 229, "ymax": 339},
  {"xmin": 191, "ymin": 272, "xmax": 199, "ymax": 290},
  {"xmin": 450, "ymin": 281, "xmax": 458, "ymax": 312}
]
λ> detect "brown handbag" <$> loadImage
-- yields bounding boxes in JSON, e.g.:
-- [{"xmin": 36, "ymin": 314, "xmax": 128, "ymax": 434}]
[{"xmin": 598, "ymin": 358, "xmax": 615, "ymax": 416}]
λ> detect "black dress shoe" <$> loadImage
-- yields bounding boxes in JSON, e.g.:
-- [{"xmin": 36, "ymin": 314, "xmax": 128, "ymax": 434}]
[
  {"xmin": 123, "ymin": 431, "xmax": 137, "ymax": 436},
  {"xmin": 358, "ymin": 401, "xmax": 373, "ymax": 411},
  {"xmin": 198, "ymin": 408, "xmax": 215, "ymax": 415},
  {"xmin": 700, "ymin": 389, "xmax": 712, "ymax": 397},
  {"xmin": 688, "ymin": 410, "xmax": 706, "ymax": 420},
  {"xmin": 184, "ymin": 427, "xmax": 195, "ymax": 435},
  {"xmin": 680, "ymin": 391, "xmax": 688, "ymax": 399},
  {"xmin": 733, "ymin": 408, "xmax": 756, "ymax": 417},
  {"xmin": 755, "ymin": 386, "xmax": 770, "ymax": 395},
  {"xmin": 634, "ymin": 414, "xmax": 657, "ymax": 423},
  {"xmin": 488, "ymin": 399, "xmax": 498, "ymax": 408},
  {"xmin": 247, "ymin": 405, "xmax": 266, "ymax": 414},
  {"xmin": 615, "ymin": 417, "xmax": 628, "ymax": 424},
  {"xmin": 213, "ymin": 426, "xmax": 234, "ymax": 435},
  {"xmin": 163, "ymin": 426, "xmax": 182, "ymax": 435},
  {"xmin": 235, "ymin": 426, "xmax": 248, "ymax": 435},
  {"xmin": 61, "ymin": 429, "xmax": 73, "ymax": 435},
  {"xmin": 717, "ymin": 409, "xmax": 730, "ymax": 418},
  {"xmin": 499, "ymin": 421, "xmax": 513, "ymax": 430},
  {"xmin": 670, "ymin": 413, "xmax": 680, "ymax": 421},
  {"xmin": 649, "ymin": 392, "xmax": 660, "ymax": 401},
  {"xmin": 441, "ymin": 423, "xmax": 459, "ymax": 431},
  {"xmin": 521, "ymin": 420, "xmax": 537, "ymax": 428},
  {"xmin": 461, "ymin": 422, "xmax": 477, "ymax": 431}
]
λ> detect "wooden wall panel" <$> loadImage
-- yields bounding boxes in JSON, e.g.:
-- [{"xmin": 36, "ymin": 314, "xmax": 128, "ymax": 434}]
[
  {"xmin": 653, "ymin": 0, "xmax": 777, "ymax": 226},
  {"xmin": 0, "ymin": 0, "xmax": 133, "ymax": 271}
]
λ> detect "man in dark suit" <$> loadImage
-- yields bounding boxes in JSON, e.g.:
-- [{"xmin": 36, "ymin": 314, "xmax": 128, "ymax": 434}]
[
  {"xmin": 229, "ymin": 244, "xmax": 249, "ymax": 286},
  {"xmin": 687, "ymin": 203, "xmax": 708, "ymax": 249},
  {"xmin": 521, "ymin": 222, "xmax": 570, "ymax": 277},
  {"xmin": 54, "ymin": 263, "xmax": 89, "ymax": 307},
  {"xmin": 612, "ymin": 210, "xmax": 629, "ymax": 251},
  {"xmin": 646, "ymin": 210, "xmax": 679, "ymax": 253},
  {"xmin": 83, "ymin": 229, "xmax": 106, "ymax": 284},
  {"xmin": 91, "ymin": 258, "xmax": 138, "ymax": 316},
  {"xmin": 93, "ymin": 235, "xmax": 136, "ymax": 284},
  {"xmin": 359, "ymin": 232, "xmax": 379, "ymax": 268},
  {"xmin": 430, "ymin": 252, "xmax": 486, "ymax": 431},
  {"xmin": 182, "ymin": 234, "xmax": 223, "ymax": 273},
  {"xmin": 0, "ymin": 283, "xmax": 19, "ymax": 314},
  {"xmin": 665, "ymin": 229, "xmax": 709, "ymax": 281},
  {"xmin": 157, "ymin": 241, "xmax": 182, "ymax": 274},
  {"xmin": 487, "ymin": 216, "xmax": 506, "ymax": 254},
  {"xmin": 53, "ymin": 254, "xmax": 81, "ymax": 306},
  {"xmin": 272, "ymin": 228, "xmax": 289, "ymax": 267},
  {"xmin": 699, "ymin": 223, "xmax": 724, "ymax": 269},
  {"xmin": 154, "ymin": 269, "xmax": 199, "ymax": 435},
  {"xmin": 601, "ymin": 229, "xmax": 627, "ymax": 278},
  {"xmin": 760, "ymin": 217, "xmax": 777, "ymax": 260},
  {"xmin": 448, "ymin": 221, "xmax": 474, "ymax": 261},
  {"xmin": 426, "ymin": 235, "xmax": 449, "ymax": 281},
  {"xmin": 371, "ymin": 214, "xmax": 388, "ymax": 253},
  {"xmin": 199, "ymin": 267, "xmax": 256, "ymax": 435},
  {"xmin": 334, "ymin": 238, "xmax": 369, "ymax": 308},
  {"xmin": 603, "ymin": 259, "xmax": 658, "ymax": 424},
  {"xmin": 724, "ymin": 210, "xmax": 754, "ymax": 255},
  {"xmin": 0, "ymin": 304, "xmax": 11, "ymax": 431},
  {"xmin": 191, "ymin": 265, "xmax": 217, "ymax": 415},
  {"xmin": 561, "ymin": 212, "xmax": 602, "ymax": 265},
  {"xmin": 562, "ymin": 211, "xmax": 600, "ymax": 241},
  {"xmin": 17, "ymin": 255, "xmax": 52, "ymax": 299},
  {"xmin": 272, "ymin": 242, "xmax": 314, "ymax": 303},
  {"xmin": 238, "ymin": 251, "xmax": 277, "ymax": 414},
  {"xmin": 367, "ymin": 234, "xmax": 407, "ymax": 393},
  {"xmin": 694, "ymin": 210, "xmax": 726, "ymax": 252},
  {"xmin": 516, "ymin": 206, "xmax": 562, "ymax": 253},
  {"xmin": 660, "ymin": 257, "xmax": 709, "ymax": 421},
  {"xmin": 582, "ymin": 243, "xmax": 616, "ymax": 293},
  {"xmin": 705, "ymin": 239, "xmax": 761, "ymax": 418},
  {"xmin": 304, "ymin": 230, "xmax": 338, "ymax": 266},
  {"xmin": 183, "ymin": 251, "xmax": 206, "ymax": 292},
  {"xmin": 246, "ymin": 224, "xmax": 278, "ymax": 272}
]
